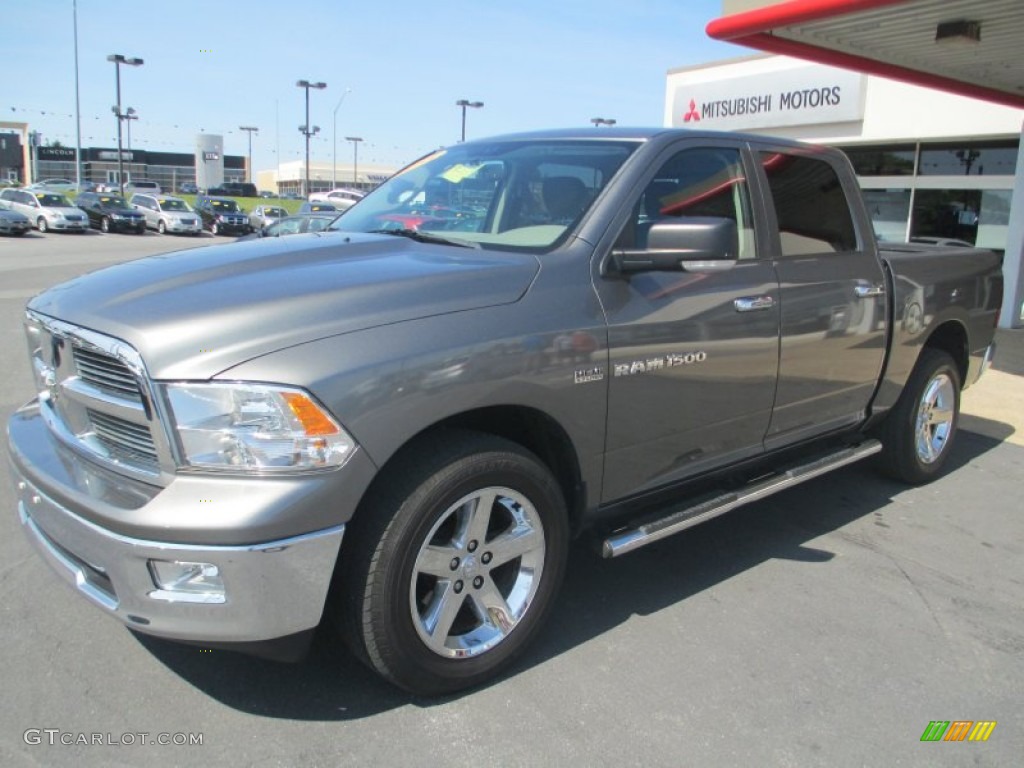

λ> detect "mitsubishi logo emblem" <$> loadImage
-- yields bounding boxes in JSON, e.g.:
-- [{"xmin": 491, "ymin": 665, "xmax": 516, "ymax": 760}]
[{"xmin": 683, "ymin": 99, "xmax": 701, "ymax": 122}]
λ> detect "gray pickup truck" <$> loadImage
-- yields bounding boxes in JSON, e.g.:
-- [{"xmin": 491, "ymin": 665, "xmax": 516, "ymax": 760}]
[{"xmin": 7, "ymin": 128, "xmax": 1002, "ymax": 694}]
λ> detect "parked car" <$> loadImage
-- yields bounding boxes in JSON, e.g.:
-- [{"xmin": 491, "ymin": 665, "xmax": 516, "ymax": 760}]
[
  {"xmin": 909, "ymin": 236, "xmax": 975, "ymax": 247},
  {"xmin": 298, "ymin": 201, "xmax": 338, "ymax": 213},
  {"xmin": 6, "ymin": 129, "xmax": 1005, "ymax": 695},
  {"xmin": 0, "ymin": 202, "xmax": 32, "ymax": 236},
  {"xmin": 29, "ymin": 178, "xmax": 79, "ymax": 194},
  {"xmin": 237, "ymin": 212, "xmax": 337, "ymax": 240},
  {"xmin": 248, "ymin": 205, "xmax": 288, "ymax": 232},
  {"xmin": 194, "ymin": 195, "xmax": 251, "ymax": 235},
  {"xmin": 123, "ymin": 180, "xmax": 162, "ymax": 196},
  {"xmin": 178, "ymin": 182, "xmax": 199, "ymax": 195},
  {"xmin": 208, "ymin": 181, "xmax": 258, "ymax": 197},
  {"xmin": 130, "ymin": 193, "xmax": 202, "ymax": 235},
  {"xmin": 259, "ymin": 190, "xmax": 277, "ymax": 199},
  {"xmin": 308, "ymin": 188, "xmax": 364, "ymax": 210},
  {"xmin": 0, "ymin": 188, "xmax": 87, "ymax": 232},
  {"xmin": 75, "ymin": 191, "xmax": 147, "ymax": 234}
]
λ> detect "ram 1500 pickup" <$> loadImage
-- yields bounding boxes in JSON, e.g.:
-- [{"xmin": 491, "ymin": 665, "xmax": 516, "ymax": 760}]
[{"xmin": 7, "ymin": 128, "xmax": 1002, "ymax": 694}]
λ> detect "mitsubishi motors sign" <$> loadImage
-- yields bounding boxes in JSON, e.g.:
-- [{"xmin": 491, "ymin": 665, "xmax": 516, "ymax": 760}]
[{"xmin": 671, "ymin": 63, "xmax": 866, "ymax": 132}]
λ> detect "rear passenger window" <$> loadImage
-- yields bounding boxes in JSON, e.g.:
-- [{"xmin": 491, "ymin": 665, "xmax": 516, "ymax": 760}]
[{"xmin": 758, "ymin": 152, "xmax": 858, "ymax": 256}]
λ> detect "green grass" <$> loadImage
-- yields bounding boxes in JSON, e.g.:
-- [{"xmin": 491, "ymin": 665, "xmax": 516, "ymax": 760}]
[{"xmin": 174, "ymin": 194, "xmax": 305, "ymax": 216}]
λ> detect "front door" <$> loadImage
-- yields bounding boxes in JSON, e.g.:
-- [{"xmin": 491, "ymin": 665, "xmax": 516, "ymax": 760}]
[{"xmin": 596, "ymin": 143, "xmax": 780, "ymax": 503}]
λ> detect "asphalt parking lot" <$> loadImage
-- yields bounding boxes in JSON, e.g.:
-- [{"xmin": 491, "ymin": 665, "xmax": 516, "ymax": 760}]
[{"xmin": 1, "ymin": 231, "xmax": 1021, "ymax": 767}]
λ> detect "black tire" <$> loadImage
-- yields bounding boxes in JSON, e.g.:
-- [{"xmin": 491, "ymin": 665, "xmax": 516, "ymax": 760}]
[
  {"xmin": 211, "ymin": 223, "xmax": 219, "ymax": 236},
  {"xmin": 335, "ymin": 430, "xmax": 569, "ymax": 695},
  {"xmin": 157, "ymin": 220, "xmax": 166, "ymax": 235},
  {"xmin": 877, "ymin": 348, "xmax": 961, "ymax": 484},
  {"xmin": 101, "ymin": 217, "xmax": 110, "ymax": 233},
  {"xmin": 37, "ymin": 217, "xmax": 48, "ymax": 233}
]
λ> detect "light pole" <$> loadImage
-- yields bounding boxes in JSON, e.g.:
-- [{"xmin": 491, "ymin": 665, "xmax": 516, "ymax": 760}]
[
  {"xmin": 124, "ymin": 107, "xmax": 138, "ymax": 153},
  {"xmin": 107, "ymin": 53, "xmax": 143, "ymax": 196},
  {"xmin": 296, "ymin": 79, "xmax": 326, "ymax": 197},
  {"xmin": 239, "ymin": 125, "xmax": 258, "ymax": 183},
  {"xmin": 590, "ymin": 117, "xmax": 617, "ymax": 127},
  {"xmin": 345, "ymin": 137, "xmax": 363, "ymax": 189},
  {"xmin": 455, "ymin": 99, "xmax": 483, "ymax": 142},
  {"xmin": 332, "ymin": 88, "xmax": 351, "ymax": 188}
]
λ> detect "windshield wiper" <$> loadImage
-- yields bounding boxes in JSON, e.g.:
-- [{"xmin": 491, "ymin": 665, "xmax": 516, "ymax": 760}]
[{"xmin": 366, "ymin": 228, "xmax": 478, "ymax": 249}]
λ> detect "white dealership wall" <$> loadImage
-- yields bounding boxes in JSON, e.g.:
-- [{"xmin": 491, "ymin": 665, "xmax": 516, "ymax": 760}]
[{"xmin": 665, "ymin": 54, "xmax": 1024, "ymax": 328}]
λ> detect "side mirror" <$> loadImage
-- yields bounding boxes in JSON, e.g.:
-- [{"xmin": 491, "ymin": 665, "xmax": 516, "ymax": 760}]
[{"xmin": 611, "ymin": 216, "xmax": 737, "ymax": 275}]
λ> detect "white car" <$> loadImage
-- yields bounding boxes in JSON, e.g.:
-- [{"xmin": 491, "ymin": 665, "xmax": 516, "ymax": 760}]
[
  {"xmin": 130, "ymin": 193, "xmax": 202, "ymax": 235},
  {"xmin": 28, "ymin": 178, "xmax": 79, "ymax": 194},
  {"xmin": 307, "ymin": 188, "xmax": 364, "ymax": 210},
  {"xmin": 0, "ymin": 188, "xmax": 88, "ymax": 232},
  {"xmin": 124, "ymin": 180, "xmax": 162, "ymax": 196}
]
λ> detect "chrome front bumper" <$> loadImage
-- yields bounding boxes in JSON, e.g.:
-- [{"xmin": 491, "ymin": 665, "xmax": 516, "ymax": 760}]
[{"xmin": 8, "ymin": 403, "xmax": 347, "ymax": 643}]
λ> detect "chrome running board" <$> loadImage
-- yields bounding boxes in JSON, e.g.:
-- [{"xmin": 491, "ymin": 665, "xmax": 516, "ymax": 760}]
[{"xmin": 601, "ymin": 439, "xmax": 882, "ymax": 558}]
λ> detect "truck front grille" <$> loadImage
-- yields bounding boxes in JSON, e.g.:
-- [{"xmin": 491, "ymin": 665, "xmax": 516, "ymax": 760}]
[
  {"xmin": 26, "ymin": 312, "xmax": 170, "ymax": 483},
  {"xmin": 87, "ymin": 409, "xmax": 159, "ymax": 468},
  {"xmin": 74, "ymin": 346, "xmax": 141, "ymax": 398}
]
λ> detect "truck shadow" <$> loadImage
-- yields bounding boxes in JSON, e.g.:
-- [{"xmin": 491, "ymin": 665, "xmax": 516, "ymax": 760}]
[{"xmin": 134, "ymin": 417, "xmax": 1014, "ymax": 720}]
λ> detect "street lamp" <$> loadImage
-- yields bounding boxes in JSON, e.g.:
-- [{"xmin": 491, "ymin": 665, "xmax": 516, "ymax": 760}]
[
  {"xmin": 455, "ymin": 99, "xmax": 484, "ymax": 142},
  {"xmin": 296, "ymin": 79, "xmax": 327, "ymax": 198},
  {"xmin": 590, "ymin": 117, "xmax": 617, "ymax": 127},
  {"xmin": 332, "ymin": 88, "xmax": 351, "ymax": 188},
  {"xmin": 107, "ymin": 53, "xmax": 144, "ymax": 196},
  {"xmin": 124, "ymin": 107, "xmax": 138, "ymax": 153},
  {"xmin": 239, "ymin": 125, "xmax": 258, "ymax": 183},
  {"xmin": 345, "ymin": 137, "xmax": 363, "ymax": 189}
]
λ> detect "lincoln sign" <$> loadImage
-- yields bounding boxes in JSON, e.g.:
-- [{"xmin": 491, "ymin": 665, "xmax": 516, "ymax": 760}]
[{"xmin": 671, "ymin": 62, "xmax": 865, "ymax": 132}]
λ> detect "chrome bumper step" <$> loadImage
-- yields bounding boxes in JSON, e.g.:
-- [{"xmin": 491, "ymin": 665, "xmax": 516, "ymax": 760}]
[{"xmin": 602, "ymin": 439, "xmax": 883, "ymax": 558}]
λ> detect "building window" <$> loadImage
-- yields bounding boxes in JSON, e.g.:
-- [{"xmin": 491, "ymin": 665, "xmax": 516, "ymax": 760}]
[
  {"xmin": 918, "ymin": 140, "xmax": 1019, "ymax": 176},
  {"xmin": 840, "ymin": 145, "xmax": 916, "ymax": 176},
  {"xmin": 863, "ymin": 189, "xmax": 911, "ymax": 243}
]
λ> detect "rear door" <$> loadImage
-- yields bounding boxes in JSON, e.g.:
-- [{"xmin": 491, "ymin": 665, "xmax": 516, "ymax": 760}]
[
  {"xmin": 751, "ymin": 145, "xmax": 889, "ymax": 448},
  {"xmin": 595, "ymin": 141, "xmax": 781, "ymax": 502}
]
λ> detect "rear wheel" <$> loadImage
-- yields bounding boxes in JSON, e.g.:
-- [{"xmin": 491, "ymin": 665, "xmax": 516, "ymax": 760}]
[
  {"xmin": 335, "ymin": 431, "xmax": 568, "ymax": 695},
  {"xmin": 877, "ymin": 348, "xmax": 961, "ymax": 484}
]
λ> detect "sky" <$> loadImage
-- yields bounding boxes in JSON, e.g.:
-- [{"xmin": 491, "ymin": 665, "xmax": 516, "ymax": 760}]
[{"xmin": 1, "ymin": 0, "xmax": 748, "ymax": 175}]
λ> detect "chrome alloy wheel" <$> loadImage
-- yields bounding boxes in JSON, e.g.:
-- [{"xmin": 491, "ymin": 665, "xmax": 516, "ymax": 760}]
[
  {"xmin": 410, "ymin": 486, "xmax": 546, "ymax": 659},
  {"xmin": 915, "ymin": 372, "xmax": 956, "ymax": 464}
]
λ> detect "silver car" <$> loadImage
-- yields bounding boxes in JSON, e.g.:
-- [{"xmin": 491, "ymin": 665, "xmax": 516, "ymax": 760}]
[
  {"xmin": 248, "ymin": 205, "xmax": 288, "ymax": 232},
  {"xmin": 0, "ymin": 201, "xmax": 32, "ymax": 236},
  {"xmin": 0, "ymin": 188, "xmax": 88, "ymax": 232},
  {"xmin": 130, "ymin": 193, "xmax": 202, "ymax": 235}
]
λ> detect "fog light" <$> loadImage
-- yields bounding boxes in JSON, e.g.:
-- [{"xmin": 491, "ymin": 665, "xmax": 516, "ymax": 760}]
[{"xmin": 147, "ymin": 560, "xmax": 225, "ymax": 604}]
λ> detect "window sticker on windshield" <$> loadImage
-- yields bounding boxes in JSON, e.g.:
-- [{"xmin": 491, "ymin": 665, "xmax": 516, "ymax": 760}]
[{"xmin": 440, "ymin": 164, "xmax": 479, "ymax": 184}]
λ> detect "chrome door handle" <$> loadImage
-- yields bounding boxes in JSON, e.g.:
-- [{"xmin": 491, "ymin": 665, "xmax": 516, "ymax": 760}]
[
  {"xmin": 855, "ymin": 284, "xmax": 886, "ymax": 298},
  {"xmin": 734, "ymin": 296, "xmax": 775, "ymax": 312}
]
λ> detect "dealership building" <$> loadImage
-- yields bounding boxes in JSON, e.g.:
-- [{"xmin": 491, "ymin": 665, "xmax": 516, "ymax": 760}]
[{"xmin": 688, "ymin": 0, "xmax": 1024, "ymax": 329}]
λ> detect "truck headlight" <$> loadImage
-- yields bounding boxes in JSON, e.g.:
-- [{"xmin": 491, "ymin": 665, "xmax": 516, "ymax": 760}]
[{"xmin": 162, "ymin": 382, "xmax": 356, "ymax": 472}]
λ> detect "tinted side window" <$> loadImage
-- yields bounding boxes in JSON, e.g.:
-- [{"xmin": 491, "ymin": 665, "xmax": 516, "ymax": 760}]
[
  {"xmin": 621, "ymin": 147, "xmax": 756, "ymax": 260},
  {"xmin": 758, "ymin": 152, "xmax": 858, "ymax": 256}
]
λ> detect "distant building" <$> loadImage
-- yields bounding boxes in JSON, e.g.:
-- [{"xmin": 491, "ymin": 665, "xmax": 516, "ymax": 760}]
[
  {"xmin": 258, "ymin": 159, "xmax": 398, "ymax": 197},
  {"xmin": 34, "ymin": 145, "xmax": 245, "ymax": 192}
]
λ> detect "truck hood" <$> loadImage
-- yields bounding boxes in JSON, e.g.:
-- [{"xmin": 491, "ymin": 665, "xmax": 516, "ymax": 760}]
[{"xmin": 29, "ymin": 233, "xmax": 539, "ymax": 379}]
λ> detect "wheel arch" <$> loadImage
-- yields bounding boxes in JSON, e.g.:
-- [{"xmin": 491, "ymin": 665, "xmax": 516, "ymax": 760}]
[
  {"xmin": 922, "ymin": 319, "xmax": 968, "ymax": 388},
  {"xmin": 353, "ymin": 405, "xmax": 587, "ymax": 536}
]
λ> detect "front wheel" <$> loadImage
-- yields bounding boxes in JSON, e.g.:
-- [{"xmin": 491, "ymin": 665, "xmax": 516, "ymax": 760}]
[
  {"xmin": 157, "ymin": 220, "xmax": 166, "ymax": 234},
  {"xmin": 335, "ymin": 431, "xmax": 569, "ymax": 695},
  {"xmin": 37, "ymin": 217, "xmax": 48, "ymax": 233},
  {"xmin": 877, "ymin": 348, "xmax": 961, "ymax": 484},
  {"xmin": 101, "ymin": 217, "xmax": 110, "ymax": 233},
  {"xmin": 211, "ymin": 222, "xmax": 219, "ymax": 235}
]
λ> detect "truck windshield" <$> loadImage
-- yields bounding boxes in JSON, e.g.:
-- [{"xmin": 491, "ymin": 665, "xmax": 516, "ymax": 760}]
[{"xmin": 329, "ymin": 138, "xmax": 639, "ymax": 251}]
